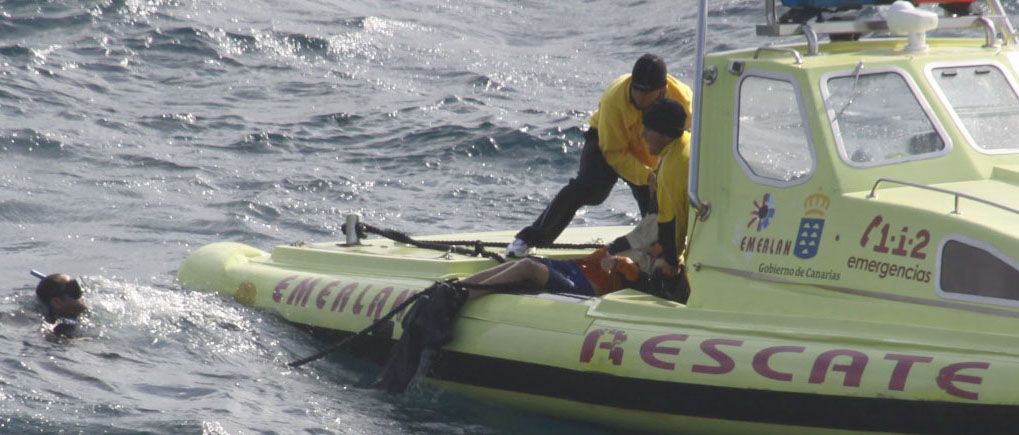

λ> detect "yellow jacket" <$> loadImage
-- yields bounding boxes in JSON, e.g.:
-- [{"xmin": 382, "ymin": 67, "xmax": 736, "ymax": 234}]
[
  {"xmin": 589, "ymin": 74, "xmax": 694, "ymax": 185},
  {"xmin": 656, "ymin": 133, "xmax": 692, "ymax": 259}
]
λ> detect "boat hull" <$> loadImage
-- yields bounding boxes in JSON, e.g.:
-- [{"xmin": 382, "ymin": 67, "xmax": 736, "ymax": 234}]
[{"xmin": 177, "ymin": 229, "xmax": 1019, "ymax": 434}]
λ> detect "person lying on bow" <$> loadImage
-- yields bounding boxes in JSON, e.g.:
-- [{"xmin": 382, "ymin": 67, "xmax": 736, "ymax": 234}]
[
  {"xmin": 34, "ymin": 272, "xmax": 87, "ymax": 337},
  {"xmin": 462, "ymin": 213, "xmax": 686, "ymax": 301}
]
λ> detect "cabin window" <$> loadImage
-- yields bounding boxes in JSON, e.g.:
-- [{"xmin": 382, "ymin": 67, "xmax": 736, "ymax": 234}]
[
  {"xmin": 825, "ymin": 70, "xmax": 947, "ymax": 167},
  {"xmin": 930, "ymin": 64, "xmax": 1019, "ymax": 153},
  {"xmin": 735, "ymin": 75, "xmax": 813, "ymax": 184},
  {"xmin": 938, "ymin": 238, "xmax": 1019, "ymax": 305}
]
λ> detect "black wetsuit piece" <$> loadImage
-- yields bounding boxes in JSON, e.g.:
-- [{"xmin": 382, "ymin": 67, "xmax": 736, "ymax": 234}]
[
  {"xmin": 50, "ymin": 317, "xmax": 79, "ymax": 337},
  {"xmin": 376, "ymin": 281, "xmax": 468, "ymax": 393}
]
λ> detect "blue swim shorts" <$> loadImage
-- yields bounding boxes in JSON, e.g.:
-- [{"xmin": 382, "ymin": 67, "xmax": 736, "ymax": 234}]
[{"xmin": 530, "ymin": 257, "xmax": 595, "ymax": 296}]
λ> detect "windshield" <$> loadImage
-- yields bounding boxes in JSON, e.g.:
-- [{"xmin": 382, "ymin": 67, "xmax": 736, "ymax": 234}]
[
  {"xmin": 826, "ymin": 70, "xmax": 947, "ymax": 167},
  {"xmin": 931, "ymin": 64, "xmax": 1019, "ymax": 153}
]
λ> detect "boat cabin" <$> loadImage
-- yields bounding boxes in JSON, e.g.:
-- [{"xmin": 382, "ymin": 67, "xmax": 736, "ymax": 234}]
[{"xmin": 685, "ymin": 0, "xmax": 1019, "ymax": 333}]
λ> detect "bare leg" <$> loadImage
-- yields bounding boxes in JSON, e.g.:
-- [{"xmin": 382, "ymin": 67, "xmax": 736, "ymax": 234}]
[
  {"xmin": 462, "ymin": 261, "xmax": 518, "ymax": 284},
  {"xmin": 464, "ymin": 258, "xmax": 550, "ymax": 300},
  {"xmin": 478, "ymin": 258, "xmax": 549, "ymax": 287}
]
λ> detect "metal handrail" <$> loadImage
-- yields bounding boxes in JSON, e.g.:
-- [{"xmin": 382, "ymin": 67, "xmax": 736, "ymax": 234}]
[
  {"xmin": 802, "ymin": 23, "xmax": 819, "ymax": 56},
  {"xmin": 757, "ymin": 0, "xmax": 1015, "ymax": 46},
  {"xmin": 754, "ymin": 46, "xmax": 804, "ymax": 64},
  {"xmin": 689, "ymin": 0, "xmax": 710, "ymax": 220},
  {"xmin": 988, "ymin": 0, "xmax": 1017, "ymax": 45},
  {"xmin": 867, "ymin": 178, "xmax": 1019, "ymax": 216},
  {"xmin": 976, "ymin": 16, "xmax": 1000, "ymax": 48}
]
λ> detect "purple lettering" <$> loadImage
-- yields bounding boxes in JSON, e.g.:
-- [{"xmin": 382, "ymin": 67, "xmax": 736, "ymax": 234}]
[
  {"xmin": 753, "ymin": 346, "xmax": 806, "ymax": 382},
  {"xmin": 287, "ymin": 278, "xmax": 320, "ymax": 307},
  {"xmin": 809, "ymin": 349, "xmax": 869, "ymax": 387},
  {"xmin": 692, "ymin": 339, "xmax": 744, "ymax": 375},
  {"xmin": 315, "ymin": 280, "xmax": 342, "ymax": 310},
  {"xmin": 272, "ymin": 275, "xmax": 298, "ymax": 303},
  {"xmin": 367, "ymin": 287, "xmax": 394, "ymax": 320},
  {"xmin": 331, "ymin": 282, "xmax": 358, "ymax": 312},
  {"xmin": 352, "ymin": 285, "xmax": 371, "ymax": 314},
  {"xmin": 391, "ymin": 289, "xmax": 413, "ymax": 320},
  {"xmin": 579, "ymin": 329, "xmax": 627, "ymax": 366},
  {"xmin": 937, "ymin": 362, "xmax": 990, "ymax": 400},
  {"xmin": 640, "ymin": 334, "xmax": 688, "ymax": 370},
  {"xmin": 884, "ymin": 353, "xmax": 933, "ymax": 391}
]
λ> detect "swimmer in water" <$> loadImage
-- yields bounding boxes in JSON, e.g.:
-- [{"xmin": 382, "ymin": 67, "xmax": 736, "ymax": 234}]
[{"xmin": 33, "ymin": 271, "xmax": 86, "ymax": 336}]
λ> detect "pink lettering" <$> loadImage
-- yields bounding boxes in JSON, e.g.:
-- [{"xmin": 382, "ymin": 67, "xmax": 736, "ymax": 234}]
[
  {"xmin": 753, "ymin": 346, "xmax": 806, "ymax": 382},
  {"xmin": 272, "ymin": 275, "xmax": 298, "ymax": 303},
  {"xmin": 352, "ymin": 285, "xmax": 371, "ymax": 314},
  {"xmin": 391, "ymin": 289, "xmax": 413, "ymax": 320},
  {"xmin": 640, "ymin": 334, "xmax": 688, "ymax": 370},
  {"xmin": 579, "ymin": 329, "xmax": 627, "ymax": 366},
  {"xmin": 331, "ymin": 283, "xmax": 358, "ymax": 312},
  {"xmin": 287, "ymin": 278, "xmax": 320, "ymax": 307},
  {"xmin": 937, "ymin": 362, "xmax": 990, "ymax": 400},
  {"xmin": 884, "ymin": 354, "xmax": 933, "ymax": 391},
  {"xmin": 809, "ymin": 349, "xmax": 869, "ymax": 387},
  {"xmin": 315, "ymin": 280, "xmax": 343, "ymax": 310},
  {"xmin": 692, "ymin": 339, "xmax": 744, "ymax": 375},
  {"xmin": 367, "ymin": 287, "xmax": 394, "ymax": 320}
]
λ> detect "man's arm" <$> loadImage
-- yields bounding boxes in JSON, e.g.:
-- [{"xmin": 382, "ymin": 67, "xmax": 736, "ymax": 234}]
[{"xmin": 607, "ymin": 213, "xmax": 658, "ymax": 254}]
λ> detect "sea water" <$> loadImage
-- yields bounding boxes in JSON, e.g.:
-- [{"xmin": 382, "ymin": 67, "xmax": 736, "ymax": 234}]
[{"xmin": 2, "ymin": 0, "xmax": 1011, "ymax": 433}]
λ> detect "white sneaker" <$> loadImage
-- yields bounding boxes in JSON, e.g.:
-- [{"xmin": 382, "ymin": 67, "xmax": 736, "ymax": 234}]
[{"xmin": 505, "ymin": 238, "xmax": 530, "ymax": 257}]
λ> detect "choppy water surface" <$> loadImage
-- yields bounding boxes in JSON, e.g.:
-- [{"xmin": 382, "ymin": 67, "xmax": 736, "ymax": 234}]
[{"xmin": 3, "ymin": 0, "xmax": 1013, "ymax": 433}]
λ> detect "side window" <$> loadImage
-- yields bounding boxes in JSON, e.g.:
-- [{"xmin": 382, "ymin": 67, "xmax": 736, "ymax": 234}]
[
  {"xmin": 939, "ymin": 239, "xmax": 1019, "ymax": 305},
  {"xmin": 826, "ymin": 71, "xmax": 946, "ymax": 167},
  {"xmin": 736, "ymin": 76, "xmax": 813, "ymax": 183},
  {"xmin": 931, "ymin": 64, "xmax": 1019, "ymax": 153}
]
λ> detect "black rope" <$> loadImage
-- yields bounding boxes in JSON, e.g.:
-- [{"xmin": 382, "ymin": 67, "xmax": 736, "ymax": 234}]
[
  {"xmin": 355, "ymin": 223, "xmax": 508, "ymax": 263},
  {"xmin": 287, "ymin": 279, "xmax": 538, "ymax": 368},
  {"xmin": 287, "ymin": 283, "xmax": 437, "ymax": 368},
  {"xmin": 344, "ymin": 223, "xmax": 603, "ymax": 264},
  {"xmin": 416, "ymin": 239, "xmax": 604, "ymax": 250}
]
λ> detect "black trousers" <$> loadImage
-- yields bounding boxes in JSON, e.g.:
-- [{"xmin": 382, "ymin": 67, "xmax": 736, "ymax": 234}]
[{"xmin": 516, "ymin": 128, "xmax": 653, "ymax": 246}]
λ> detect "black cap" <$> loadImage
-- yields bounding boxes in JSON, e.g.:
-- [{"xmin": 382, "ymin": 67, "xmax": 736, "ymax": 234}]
[
  {"xmin": 642, "ymin": 99, "xmax": 687, "ymax": 139},
  {"xmin": 631, "ymin": 54, "xmax": 667, "ymax": 92}
]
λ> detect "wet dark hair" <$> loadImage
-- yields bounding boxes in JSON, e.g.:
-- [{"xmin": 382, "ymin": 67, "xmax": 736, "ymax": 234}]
[
  {"xmin": 36, "ymin": 274, "xmax": 82, "ymax": 315},
  {"xmin": 631, "ymin": 53, "xmax": 667, "ymax": 92},
  {"xmin": 642, "ymin": 99, "xmax": 687, "ymax": 139}
]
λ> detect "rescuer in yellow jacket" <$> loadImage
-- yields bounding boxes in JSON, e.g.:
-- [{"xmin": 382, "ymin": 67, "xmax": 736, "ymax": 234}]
[
  {"xmin": 507, "ymin": 54, "xmax": 694, "ymax": 257},
  {"xmin": 642, "ymin": 98, "xmax": 690, "ymax": 277}
]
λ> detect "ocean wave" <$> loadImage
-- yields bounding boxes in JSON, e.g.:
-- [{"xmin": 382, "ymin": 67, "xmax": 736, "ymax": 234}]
[
  {"xmin": 220, "ymin": 131, "xmax": 294, "ymax": 154},
  {"xmin": 0, "ymin": 129, "xmax": 65, "ymax": 153},
  {"xmin": 214, "ymin": 199, "xmax": 282, "ymax": 221},
  {"xmin": 116, "ymin": 153, "xmax": 201, "ymax": 171},
  {"xmin": 308, "ymin": 111, "xmax": 364, "ymax": 127},
  {"xmin": 127, "ymin": 26, "xmax": 224, "ymax": 65},
  {"xmin": 0, "ymin": 200, "xmax": 54, "ymax": 224},
  {"xmin": 0, "ymin": 44, "xmax": 33, "ymax": 58},
  {"xmin": 0, "ymin": 10, "xmax": 95, "ymax": 39}
]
